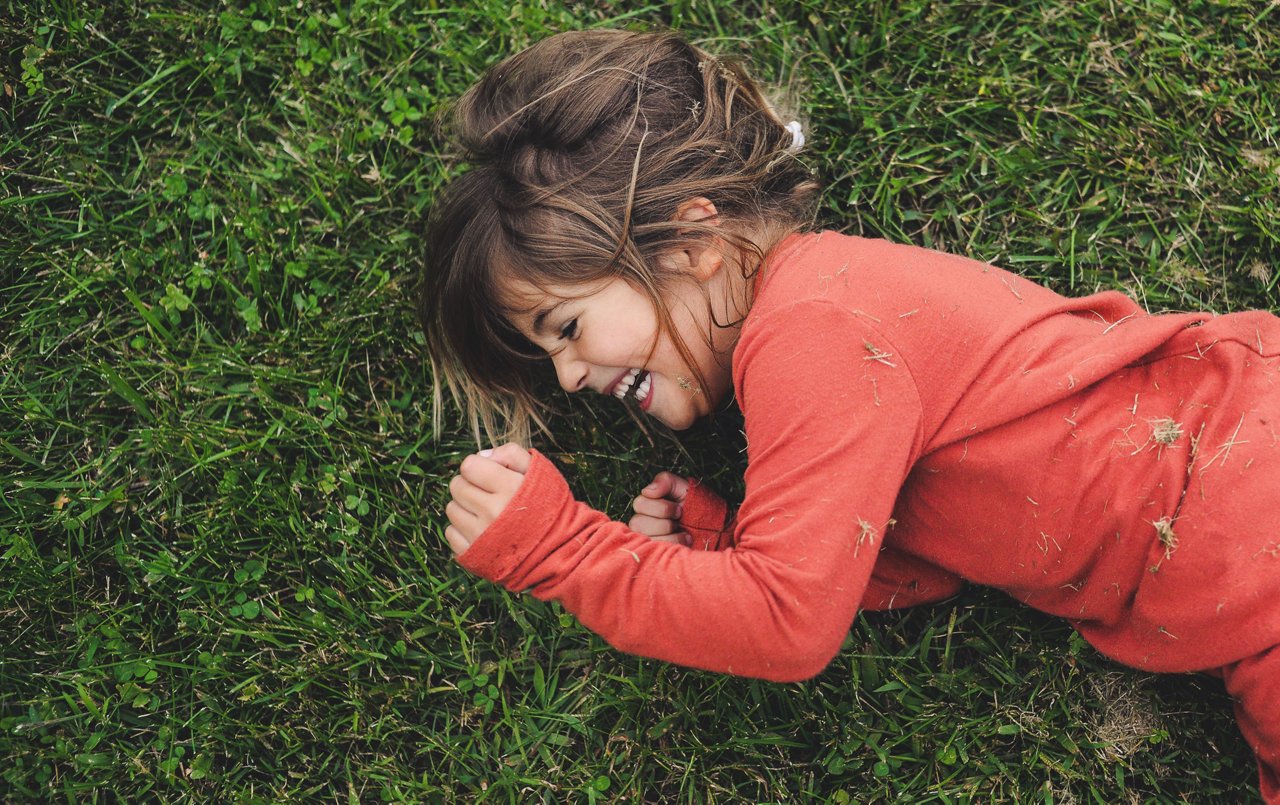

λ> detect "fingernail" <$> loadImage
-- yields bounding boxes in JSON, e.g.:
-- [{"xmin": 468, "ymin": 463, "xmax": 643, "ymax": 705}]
[
  {"xmin": 643, "ymin": 484, "xmax": 658, "ymax": 493},
  {"xmin": 479, "ymin": 449, "xmax": 494, "ymax": 457}
]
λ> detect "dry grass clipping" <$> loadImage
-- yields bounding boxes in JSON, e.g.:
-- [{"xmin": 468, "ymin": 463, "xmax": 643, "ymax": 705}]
[{"xmin": 1088, "ymin": 673, "xmax": 1163, "ymax": 764}]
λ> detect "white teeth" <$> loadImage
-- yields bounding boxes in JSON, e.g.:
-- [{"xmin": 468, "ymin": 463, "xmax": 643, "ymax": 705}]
[
  {"xmin": 613, "ymin": 368, "xmax": 641, "ymax": 398},
  {"xmin": 635, "ymin": 374, "xmax": 652, "ymax": 402}
]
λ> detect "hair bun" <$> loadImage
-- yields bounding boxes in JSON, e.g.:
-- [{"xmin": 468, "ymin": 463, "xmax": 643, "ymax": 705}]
[{"xmin": 451, "ymin": 31, "xmax": 658, "ymax": 162}]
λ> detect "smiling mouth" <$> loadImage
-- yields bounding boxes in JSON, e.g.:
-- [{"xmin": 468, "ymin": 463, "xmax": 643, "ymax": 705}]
[{"xmin": 612, "ymin": 368, "xmax": 652, "ymax": 404}]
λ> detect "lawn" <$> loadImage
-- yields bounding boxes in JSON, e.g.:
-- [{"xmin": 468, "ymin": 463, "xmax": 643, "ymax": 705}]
[{"xmin": 3, "ymin": 0, "xmax": 1278, "ymax": 801}]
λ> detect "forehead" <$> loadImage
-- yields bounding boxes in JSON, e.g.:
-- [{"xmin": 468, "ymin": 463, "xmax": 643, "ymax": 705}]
[{"xmin": 500, "ymin": 277, "xmax": 612, "ymax": 335}]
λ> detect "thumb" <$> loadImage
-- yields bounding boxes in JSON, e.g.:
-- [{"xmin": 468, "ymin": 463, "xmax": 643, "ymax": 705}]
[
  {"xmin": 481, "ymin": 442, "xmax": 532, "ymax": 474},
  {"xmin": 642, "ymin": 471, "xmax": 690, "ymax": 502}
]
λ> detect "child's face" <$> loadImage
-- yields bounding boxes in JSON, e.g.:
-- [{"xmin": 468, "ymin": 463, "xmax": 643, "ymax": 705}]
[{"xmin": 505, "ymin": 274, "xmax": 737, "ymax": 431}]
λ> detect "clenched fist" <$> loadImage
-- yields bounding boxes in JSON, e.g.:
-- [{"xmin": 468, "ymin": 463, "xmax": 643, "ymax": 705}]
[
  {"xmin": 629, "ymin": 471, "xmax": 692, "ymax": 547},
  {"xmin": 444, "ymin": 442, "xmax": 531, "ymax": 556}
]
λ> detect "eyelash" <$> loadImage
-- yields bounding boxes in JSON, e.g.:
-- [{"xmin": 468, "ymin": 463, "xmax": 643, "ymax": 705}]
[{"xmin": 559, "ymin": 318, "xmax": 579, "ymax": 340}]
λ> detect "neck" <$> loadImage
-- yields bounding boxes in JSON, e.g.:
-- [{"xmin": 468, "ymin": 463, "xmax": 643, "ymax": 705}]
[{"xmin": 724, "ymin": 222, "xmax": 793, "ymax": 313}]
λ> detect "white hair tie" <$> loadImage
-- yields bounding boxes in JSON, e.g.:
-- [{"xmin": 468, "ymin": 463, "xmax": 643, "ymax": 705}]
[{"xmin": 784, "ymin": 120, "xmax": 805, "ymax": 152}]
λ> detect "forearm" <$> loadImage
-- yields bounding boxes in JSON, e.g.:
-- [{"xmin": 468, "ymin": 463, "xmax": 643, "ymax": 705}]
[{"xmin": 459, "ymin": 452, "xmax": 874, "ymax": 681}]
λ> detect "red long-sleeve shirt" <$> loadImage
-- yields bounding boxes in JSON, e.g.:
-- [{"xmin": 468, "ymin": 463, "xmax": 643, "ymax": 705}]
[{"xmin": 458, "ymin": 231, "xmax": 1280, "ymax": 682}]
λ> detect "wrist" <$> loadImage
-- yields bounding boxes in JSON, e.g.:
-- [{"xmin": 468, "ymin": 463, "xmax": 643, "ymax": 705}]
[{"xmin": 455, "ymin": 449, "xmax": 568, "ymax": 585}]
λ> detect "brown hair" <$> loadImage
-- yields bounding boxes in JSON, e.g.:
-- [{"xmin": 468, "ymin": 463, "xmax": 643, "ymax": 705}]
[{"xmin": 417, "ymin": 28, "xmax": 818, "ymax": 443}]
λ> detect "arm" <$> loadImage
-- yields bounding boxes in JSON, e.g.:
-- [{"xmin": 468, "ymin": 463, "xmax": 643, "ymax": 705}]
[
  {"xmin": 663, "ymin": 481, "xmax": 963, "ymax": 607},
  {"xmin": 459, "ymin": 302, "xmax": 926, "ymax": 681}
]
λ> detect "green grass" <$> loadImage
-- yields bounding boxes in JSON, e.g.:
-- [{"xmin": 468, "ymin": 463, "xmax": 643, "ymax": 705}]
[{"xmin": 3, "ymin": 0, "xmax": 1277, "ymax": 801}]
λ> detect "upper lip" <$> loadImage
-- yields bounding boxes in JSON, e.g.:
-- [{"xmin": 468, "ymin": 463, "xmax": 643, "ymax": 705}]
[{"xmin": 603, "ymin": 368, "xmax": 635, "ymax": 397}]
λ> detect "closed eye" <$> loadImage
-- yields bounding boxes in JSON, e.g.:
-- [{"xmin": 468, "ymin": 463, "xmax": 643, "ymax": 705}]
[{"xmin": 559, "ymin": 318, "xmax": 579, "ymax": 340}]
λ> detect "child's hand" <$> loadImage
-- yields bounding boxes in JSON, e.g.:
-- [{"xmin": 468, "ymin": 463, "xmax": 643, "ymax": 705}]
[
  {"xmin": 444, "ymin": 443, "xmax": 531, "ymax": 557},
  {"xmin": 629, "ymin": 471, "xmax": 693, "ymax": 547}
]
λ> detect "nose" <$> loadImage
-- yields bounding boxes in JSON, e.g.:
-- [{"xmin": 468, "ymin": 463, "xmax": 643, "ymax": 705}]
[{"xmin": 551, "ymin": 350, "xmax": 589, "ymax": 393}]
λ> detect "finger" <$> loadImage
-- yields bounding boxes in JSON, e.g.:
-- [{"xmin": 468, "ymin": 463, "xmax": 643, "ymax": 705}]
[
  {"xmin": 449, "ymin": 474, "xmax": 491, "ymax": 515},
  {"xmin": 482, "ymin": 442, "xmax": 531, "ymax": 474},
  {"xmin": 459, "ymin": 455, "xmax": 523, "ymax": 495},
  {"xmin": 444, "ymin": 524, "xmax": 471, "ymax": 556},
  {"xmin": 627, "ymin": 513, "xmax": 678, "ymax": 537},
  {"xmin": 445, "ymin": 499, "xmax": 484, "ymax": 541},
  {"xmin": 450, "ymin": 476, "xmax": 512, "ymax": 524},
  {"xmin": 447, "ymin": 477, "xmax": 480, "ymax": 516},
  {"xmin": 640, "ymin": 531, "xmax": 693, "ymax": 547},
  {"xmin": 632, "ymin": 495, "xmax": 682, "ymax": 520}
]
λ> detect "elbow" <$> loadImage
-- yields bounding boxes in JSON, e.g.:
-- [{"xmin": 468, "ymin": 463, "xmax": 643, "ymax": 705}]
[
  {"xmin": 781, "ymin": 642, "xmax": 845, "ymax": 682},
  {"xmin": 608, "ymin": 616, "xmax": 841, "ymax": 682},
  {"xmin": 719, "ymin": 580, "xmax": 857, "ymax": 682},
  {"xmin": 754, "ymin": 650, "xmax": 840, "ymax": 683},
  {"xmin": 763, "ymin": 657, "xmax": 833, "ymax": 683},
  {"xmin": 749, "ymin": 619, "xmax": 848, "ymax": 683}
]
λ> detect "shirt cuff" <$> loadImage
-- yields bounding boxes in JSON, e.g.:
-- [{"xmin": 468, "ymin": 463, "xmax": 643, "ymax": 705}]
[
  {"xmin": 679, "ymin": 478, "xmax": 733, "ymax": 551},
  {"xmin": 455, "ymin": 449, "xmax": 571, "ymax": 588}
]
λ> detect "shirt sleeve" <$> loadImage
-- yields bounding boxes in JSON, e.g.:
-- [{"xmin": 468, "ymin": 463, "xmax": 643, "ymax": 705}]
[
  {"xmin": 679, "ymin": 479, "xmax": 736, "ymax": 551},
  {"xmin": 458, "ymin": 300, "xmax": 926, "ymax": 681}
]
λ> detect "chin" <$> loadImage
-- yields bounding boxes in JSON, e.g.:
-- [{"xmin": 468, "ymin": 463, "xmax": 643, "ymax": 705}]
[{"xmin": 661, "ymin": 409, "xmax": 701, "ymax": 431}]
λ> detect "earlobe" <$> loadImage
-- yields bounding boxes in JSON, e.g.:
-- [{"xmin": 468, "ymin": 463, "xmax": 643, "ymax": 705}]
[
  {"xmin": 660, "ymin": 236, "xmax": 723, "ymax": 282},
  {"xmin": 689, "ymin": 239, "xmax": 724, "ymax": 281}
]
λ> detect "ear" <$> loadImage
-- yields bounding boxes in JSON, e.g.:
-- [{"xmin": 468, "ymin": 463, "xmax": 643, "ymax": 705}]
[
  {"xmin": 667, "ymin": 197, "xmax": 722, "ymax": 281},
  {"xmin": 674, "ymin": 197, "xmax": 719, "ymax": 226}
]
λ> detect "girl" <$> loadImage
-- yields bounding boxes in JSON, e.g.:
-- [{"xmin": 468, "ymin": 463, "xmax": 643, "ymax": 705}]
[{"xmin": 419, "ymin": 29, "xmax": 1280, "ymax": 801}]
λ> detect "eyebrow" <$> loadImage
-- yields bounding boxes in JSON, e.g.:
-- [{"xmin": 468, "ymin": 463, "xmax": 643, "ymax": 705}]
[{"xmin": 531, "ymin": 300, "xmax": 567, "ymax": 336}]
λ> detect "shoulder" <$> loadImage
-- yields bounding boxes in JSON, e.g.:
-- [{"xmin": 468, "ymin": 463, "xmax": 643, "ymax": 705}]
[
  {"xmin": 755, "ymin": 230, "xmax": 1020, "ymax": 313},
  {"xmin": 753, "ymin": 230, "xmax": 1076, "ymax": 344},
  {"xmin": 738, "ymin": 232, "xmax": 943, "ymax": 377},
  {"xmin": 732, "ymin": 291, "xmax": 925, "ymax": 425}
]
